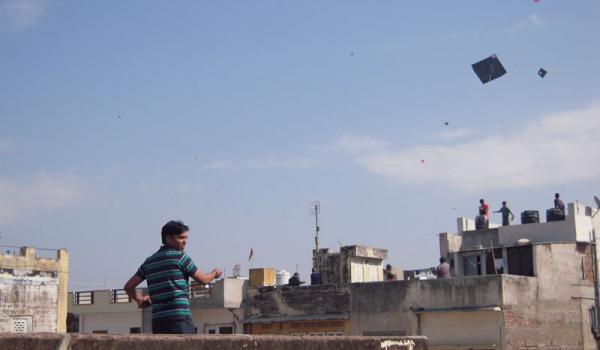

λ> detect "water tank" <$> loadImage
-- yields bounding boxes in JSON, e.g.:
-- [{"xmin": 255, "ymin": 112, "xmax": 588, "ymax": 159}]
[
  {"xmin": 521, "ymin": 210, "xmax": 540, "ymax": 224},
  {"xmin": 546, "ymin": 208, "xmax": 565, "ymax": 222},
  {"xmin": 276, "ymin": 270, "xmax": 291, "ymax": 286}
]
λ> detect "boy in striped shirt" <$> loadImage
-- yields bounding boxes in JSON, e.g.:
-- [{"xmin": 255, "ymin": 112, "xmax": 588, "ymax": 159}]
[{"xmin": 124, "ymin": 220, "xmax": 222, "ymax": 334}]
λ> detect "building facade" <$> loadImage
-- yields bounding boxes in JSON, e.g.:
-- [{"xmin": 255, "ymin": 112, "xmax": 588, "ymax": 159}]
[
  {"xmin": 0, "ymin": 246, "xmax": 69, "ymax": 333},
  {"xmin": 244, "ymin": 202, "xmax": 600, "ymax": 349},
  {"xmin": 68, "ymin": 277, "xmax": 247, "ymax": 335}
]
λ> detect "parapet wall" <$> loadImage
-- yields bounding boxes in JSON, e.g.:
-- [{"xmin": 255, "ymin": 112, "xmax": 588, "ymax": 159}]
[{"xmin": 0, "ymin": 333, "xmax": 428, "ymax": 350}]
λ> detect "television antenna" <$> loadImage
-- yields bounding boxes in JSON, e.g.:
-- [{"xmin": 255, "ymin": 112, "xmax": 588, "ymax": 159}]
[{"xmin": 308, "ymin": 201, "xmax": 321, "ymax": 270}]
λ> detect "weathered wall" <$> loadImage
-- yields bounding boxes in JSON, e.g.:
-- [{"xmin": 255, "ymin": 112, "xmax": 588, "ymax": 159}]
[
  {"xmin": 245, "ymin": 276, "xmax": 505, "ymax": 344},
  {"xmin": 421, "ymin": 309, "xmax": 502, "ymax": 347},
  {"xmin": 0, "ymin": 247, "xmax": 69, "ymax": 332},
  {"xmin": 532, "ymin": 243, "xmax": 594, "ymax": 300},
  {"xmin": 0, "ymin": 333, "xmax": 429, "ymax": 350},
  {"xmin": 245, "ymin": 284, "xmax": 351, "ymax": 320},
  {"xmin": 0, "ymin": 274, "xmax": 59, "ymax": 332},
  {"xmin": 348, "ymin": 276, "xmax": 504, "ymax": 337},
  {"xmin": 502, "ymin": 300, "xmax": 588, "ymax": 350}
]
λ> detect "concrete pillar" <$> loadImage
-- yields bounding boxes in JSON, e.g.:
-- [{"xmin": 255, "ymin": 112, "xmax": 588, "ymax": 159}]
[{"xmin": 56, "ymin": 249, "xmax": 69, "ymax": 333}]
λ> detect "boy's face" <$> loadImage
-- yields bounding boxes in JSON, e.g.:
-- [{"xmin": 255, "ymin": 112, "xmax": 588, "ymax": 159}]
[{"xmin": 165, "ymin": 231, "xmax": 189, "ymax": 251}]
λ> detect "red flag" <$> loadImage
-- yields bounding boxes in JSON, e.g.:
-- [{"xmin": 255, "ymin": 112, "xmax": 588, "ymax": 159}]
[{"xmin": 248, "ymin": 248, "xmax": 254, "ymax": 262}]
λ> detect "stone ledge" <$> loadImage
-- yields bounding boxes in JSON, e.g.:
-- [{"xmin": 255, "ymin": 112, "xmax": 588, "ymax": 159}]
[{"xmin": 0, "ymin": 333, "xmax": 428, "ymax": 350}]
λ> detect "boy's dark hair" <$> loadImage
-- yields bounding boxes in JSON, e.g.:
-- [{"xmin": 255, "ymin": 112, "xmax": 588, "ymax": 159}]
[
  {"xmin": 502, "ymin": 201, "xmax": 507, "ymax": 205},
  {"xmin": 440, "ymin": 257, "xmax": 447, "ymax": 264},
  {"xmin": 555, "ymin": 193, "xmax": 560, "ymax": 198},
  {"xmin": 161, "ymin": 220, "xmax": 189, "ymax": 244},
  {"xmin": 480, "ymin": 199, "xmax": 484, "ymax": 204}
]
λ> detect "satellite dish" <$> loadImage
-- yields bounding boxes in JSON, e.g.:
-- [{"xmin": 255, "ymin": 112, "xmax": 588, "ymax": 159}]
[{"xmin": 592, "ymin": 196, "xmax": 600, "ymax": 218}]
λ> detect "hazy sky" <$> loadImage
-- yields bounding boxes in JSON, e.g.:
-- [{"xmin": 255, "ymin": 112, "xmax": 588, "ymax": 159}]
[{"xmin": 1, "ymin": 1, "xmax": 599, "ymax": 290}]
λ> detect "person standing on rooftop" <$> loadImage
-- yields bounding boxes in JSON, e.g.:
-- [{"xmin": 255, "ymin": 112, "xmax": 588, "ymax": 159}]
[
  {"xmin": 124, "ymin": 220, "xmax": 222, "ymax": 334},
  {"xmin": 554, "ymin": 193, "xmax": 565, "ymax": 210},
  {"xmin": 494, "ymin": 201, "xmax": 515, "ymax": 226}
]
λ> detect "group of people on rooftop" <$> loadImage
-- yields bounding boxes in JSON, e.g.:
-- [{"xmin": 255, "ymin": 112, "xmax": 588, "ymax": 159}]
[{"xmin": 476, "ymin": 193, "xmax": 565, "ymax": 229}]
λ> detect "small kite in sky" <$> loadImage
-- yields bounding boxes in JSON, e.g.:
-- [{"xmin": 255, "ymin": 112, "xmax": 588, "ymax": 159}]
[
  {"xmin": 472, "ymin": 54, "xmax": 507, "ymax": 84},
  {"xmin": 420, "ymin": 160, "xmax": 425, "ymax": 164},
  {"xmin": 444, "ymin": 121, "xmax": 449, "ymax": 126},
  {"xmin": 538, "ymin": 68, "xmax": 547, "ymax": 78}
]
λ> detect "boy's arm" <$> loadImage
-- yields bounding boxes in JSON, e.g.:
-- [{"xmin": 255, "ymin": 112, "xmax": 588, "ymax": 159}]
[
  {"xmin": 124, "ymin": 274, "xmax": 151, "ymax": 308},
  {"xmin": 191, "ymin": 269, "xmax": 223, "ymax": 284}
]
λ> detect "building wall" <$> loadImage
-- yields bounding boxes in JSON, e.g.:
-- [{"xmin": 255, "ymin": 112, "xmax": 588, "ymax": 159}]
[
  {"xmin": 246, "ymin": 319, "xmax": 348, "ymax": 335},
  {"xmin": 0, "ymin": 247, "xmax": 68, "ymax": 332},
  {"xmin": 0, "ymin": 274, "xmax": 59, "ymax": 332},
  {"xmin": 421, "ymin": 309, "xmax": 502, "ymax": 347},
  {"xmin": 78, "ymin": 312, "xmax": 141, "ymax": 334},
  {"xmin": 348, "ymin": 277, "xmax": 504, "ymax": 337},
  {"xmin": 502, "ymin": 300, "xmax": 589, "ymax": 350},
  {"xmin": 245, "ymin": 284, "xmax": 352, "ymax": 321},
  {"xmin": 191, "ymin": 308, "xmax": 243, "ymax": 334}
]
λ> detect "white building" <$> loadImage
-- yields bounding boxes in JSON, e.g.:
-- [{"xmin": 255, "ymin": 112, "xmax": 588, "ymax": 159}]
[{"xmin": 68, "ymin": 277, "xmax": 247, "ymax": 334}]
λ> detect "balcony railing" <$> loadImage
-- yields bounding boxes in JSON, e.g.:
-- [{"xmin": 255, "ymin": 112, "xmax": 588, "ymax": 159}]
[
  {"xmin": 73, "ymin": 291, "xmax": 94, "ymax": 305},
  {"xmin": 110, "ymin": 289, "xmax": 131, "ymax": 303}
]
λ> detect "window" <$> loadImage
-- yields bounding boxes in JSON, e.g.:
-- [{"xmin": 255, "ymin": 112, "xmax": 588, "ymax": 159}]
[
  {"xmin": 590, "ymin": 306, "xmax": 598, "ymax": 338},
  {"xmin": 130, "ymin": 327, "xmax": 141, "ymax": 334},
  {"xmin": 92, "ymin": 330, "xmax": 108, "ymax": 334},
  {"xmin": 206, "ymin": 324, "xmax": 234, "ymax": 334},
  {"xmin": 73, "ymin": 291, "xmax": 94, "ymax": 305},
  {"xmin": 463, "ymin": 255, "xmax": 481, "ymax": 276},
  {"xmin": 485, "ymin": 249, "xmax": 504, "ymax": 275},
  {"xmin": 219, "ymin": 326, "xmax": 233, "ymax": 334},
  {"xmin": 507, "ymin": 246, "xmax": 534, "ymax": 277}
]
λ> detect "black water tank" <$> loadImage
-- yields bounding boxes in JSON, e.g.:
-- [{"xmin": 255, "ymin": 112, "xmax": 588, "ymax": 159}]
[
  {"xmin": 521, "ymin": 210, "xmax": 540, "ymax": 224},
  {"xmin": 546, "ymin": 208, "xmax": 565, "ymax": 222}
]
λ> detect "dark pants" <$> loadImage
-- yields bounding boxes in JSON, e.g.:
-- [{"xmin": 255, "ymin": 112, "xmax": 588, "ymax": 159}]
[{"xmin": 152, "ymin": 316, "xmax": 196, "ymax": 334}]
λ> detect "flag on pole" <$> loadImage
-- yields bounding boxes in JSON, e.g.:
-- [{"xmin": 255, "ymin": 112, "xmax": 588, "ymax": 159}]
[{"xmin": 248, "ymin": 248, "xmax": 254, "ymax": 262}]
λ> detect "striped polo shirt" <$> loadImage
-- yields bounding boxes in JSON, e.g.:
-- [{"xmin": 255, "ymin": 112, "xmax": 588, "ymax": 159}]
[{"xmin": 136, "ymin": 246, "xmax": 198, "ymax": 322}]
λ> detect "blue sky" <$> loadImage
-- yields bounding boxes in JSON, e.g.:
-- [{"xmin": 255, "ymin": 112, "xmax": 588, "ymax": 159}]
[{"xmin": 1, "ymin": 1, "xmax": 599, "ymax": 290}]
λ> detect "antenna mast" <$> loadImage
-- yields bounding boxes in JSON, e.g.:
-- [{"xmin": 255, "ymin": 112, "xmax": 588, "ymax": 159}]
[{"xmin": 309, "ymin": 201, "xmax": 321, "ymax": 270}]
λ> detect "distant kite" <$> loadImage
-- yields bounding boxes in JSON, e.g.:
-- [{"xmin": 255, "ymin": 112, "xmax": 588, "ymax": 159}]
[
  {"xmin": 538, "ymin": 68, "xmax": 547, "ymax": 78},
  {"xmin": 472, "ymin": 54, "xmax": 507, "ymax": 84}
]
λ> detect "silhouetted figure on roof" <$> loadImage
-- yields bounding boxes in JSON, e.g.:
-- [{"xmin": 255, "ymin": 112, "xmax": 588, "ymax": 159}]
[
  {"xmin": 384, "ymin": 264, "xmax": 397, "ymax": 281},
  {"xmin": 310, "ymin": 268, "xmax": 322, "ymax": 285},
  {"xmin": 288, "ymin": 272, "xmax": 304, "ymax": 287},
  {"xmin": 554, "ymin": 193, "xmax": 565, "ymax": 210},
  {"xmin": 434, "ymin": 257, "xmax": 450, "ymax": 278}
]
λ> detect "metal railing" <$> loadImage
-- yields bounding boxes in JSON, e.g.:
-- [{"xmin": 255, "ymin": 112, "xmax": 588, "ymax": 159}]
[
  {"xmin": 73, "ymin": 291, "xmax": 94, "ymax": 305},
  {"xmin": 110, "ymin": 289, "xmax": 131, "ymax": 304}
]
